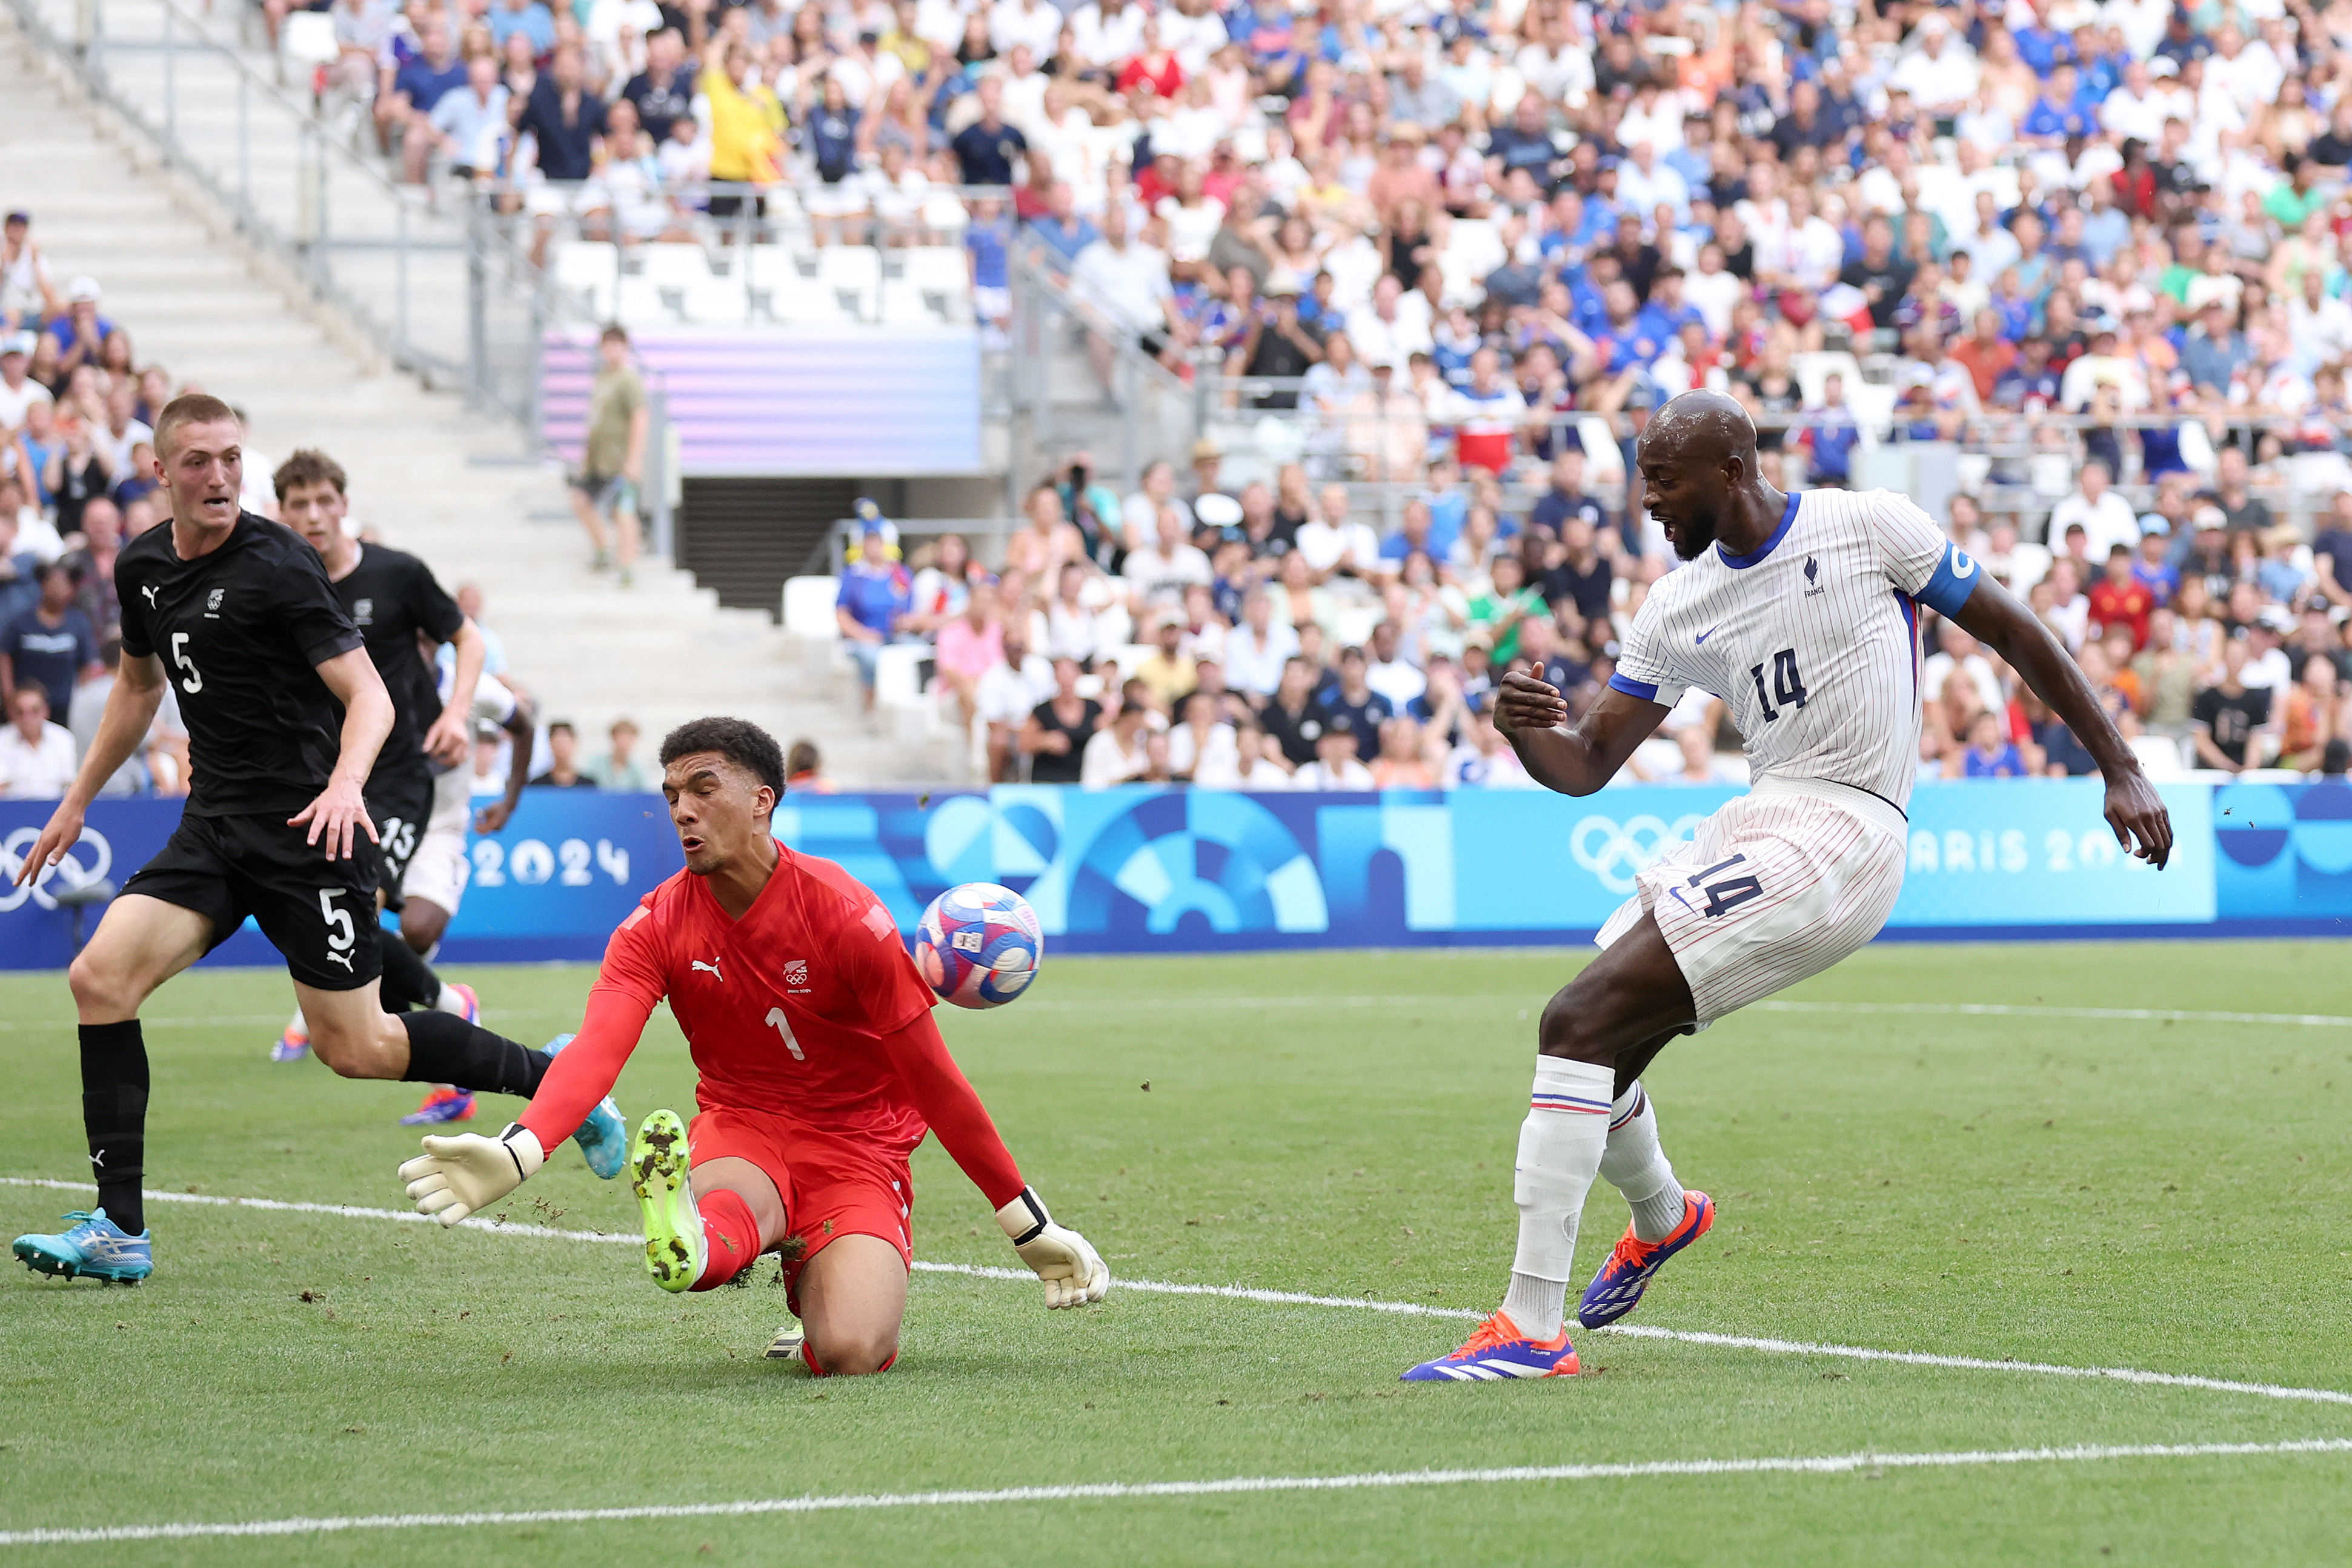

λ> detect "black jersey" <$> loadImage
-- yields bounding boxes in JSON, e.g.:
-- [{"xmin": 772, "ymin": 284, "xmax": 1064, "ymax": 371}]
[
  {"xmin": 333, "ymin": 541, "xmax": 464, "ymax": 796},
  {"xmin": 116, "ymin": 512, "xmax": 364, "ymax": 819}
]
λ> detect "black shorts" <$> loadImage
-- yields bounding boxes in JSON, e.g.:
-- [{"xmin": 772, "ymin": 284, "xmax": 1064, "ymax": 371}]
[
  {"xmin": 367, "ymin": 774, "xmax": 433, "ymax": 905},
  {"xmin": 121, "ymin": 812, "xmax": 384, "ymax": 991}
]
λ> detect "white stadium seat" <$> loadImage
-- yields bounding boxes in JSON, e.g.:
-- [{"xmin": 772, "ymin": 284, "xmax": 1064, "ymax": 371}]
[
  {"xmin": 783, "ymin": 577, "xmax": 842, "ymax": 638},
  {"xmin": 281, "ymin": 12, "xmax": 340, "ymax": 70},
  {"xmin": 873, "ymin": 643, "xmax": 929, "ymax": 708},
  {"xmin": 637, "ymin": 242, "xmax": 713, "ymax": 290},
  {"xmin": 553, "ymin": 242, "xmax": 620, "ymax": 321},
  {"xmin": 817, "ymin": 247, "xmax": 882, "ymax": 322}
]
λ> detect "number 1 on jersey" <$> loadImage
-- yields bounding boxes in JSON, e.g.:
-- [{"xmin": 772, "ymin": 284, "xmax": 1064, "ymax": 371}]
[
  {"xmin": 1748, "ymin": 648, "xmax": 1809, "ymax": 722},
  {"xmin": 764, "ymin": 1007, "xmax": 806, "ymax": 1062}
]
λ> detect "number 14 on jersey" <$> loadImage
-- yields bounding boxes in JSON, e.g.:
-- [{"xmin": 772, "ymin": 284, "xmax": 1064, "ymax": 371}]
[{"xmin": 1749, "ymin": 648, "xmax": 1809, "ymax": 723}]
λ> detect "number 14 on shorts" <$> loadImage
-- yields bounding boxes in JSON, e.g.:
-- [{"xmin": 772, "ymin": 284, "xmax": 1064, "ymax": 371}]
[{"xmin": 1672, "ymin": 854, "xmax": 1762, "ymax": 919}]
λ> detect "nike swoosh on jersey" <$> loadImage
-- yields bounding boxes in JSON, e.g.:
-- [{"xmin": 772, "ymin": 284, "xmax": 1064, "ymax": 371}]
[{"xmin": 1694, "ymin": 623, "xmax": 1725, "ymax": 645}]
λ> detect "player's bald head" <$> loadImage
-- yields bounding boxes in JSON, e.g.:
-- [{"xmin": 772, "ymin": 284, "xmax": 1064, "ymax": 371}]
[
  {"xmin": 1634, "ymin": 390, "xmax": 1767, "ymax": 562},
  {"xmin": 1636, "ymin": 389, "xmax": 1758, "ymax": 472}
]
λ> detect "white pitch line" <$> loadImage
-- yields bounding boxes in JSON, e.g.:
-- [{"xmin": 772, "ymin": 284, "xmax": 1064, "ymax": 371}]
[
  {"xmin": 9, "ymin": 1177, "xmax": 2351, "ymax": 1410},
  {"xmin": 1010, "ymin": 997, "xmax": 2352, "ymax": 1029},
  {"xmin": 3, "ymin": 998, "xmax": 2345, "ymax": 1030},
  {"xmin": 1749, "ymin": 1000, "xmax": 2352, "ymax": 1029},
  {"xmin": 0, "ymin": 1008, "xmax": 586, "ymax": 1034},
  {"xmin": 7, "ymin": 1439, "xmax": 2352, "ymax": 1546}
]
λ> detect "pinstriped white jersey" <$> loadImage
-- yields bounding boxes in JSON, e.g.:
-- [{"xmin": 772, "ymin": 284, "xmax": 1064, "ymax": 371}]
[{"xmin": 1609, "ymin": 489, "xmax": 1982, "ymax": 812}]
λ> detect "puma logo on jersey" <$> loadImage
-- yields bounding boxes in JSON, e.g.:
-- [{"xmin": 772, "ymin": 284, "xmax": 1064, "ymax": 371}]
[
  {"xmin": 691, "ymin": 957, "xmax": 725, "ymax": 982},
  {"xmin": 141, "ymin": 584, "xmax": 158, "ymax": 608},
  {"xmin": 324, "ymin": 948, "xmax": 354, "ymax": 971}
]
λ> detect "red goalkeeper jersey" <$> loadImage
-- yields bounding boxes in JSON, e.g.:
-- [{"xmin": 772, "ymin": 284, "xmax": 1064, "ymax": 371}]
[{"xmin": 518, "ymin": 844, "xmax": 1026, "ymax": 1204}]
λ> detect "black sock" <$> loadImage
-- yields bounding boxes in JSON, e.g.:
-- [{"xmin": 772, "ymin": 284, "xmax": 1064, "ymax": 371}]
[
  {"xmin": 399, "ymin": 1011, "xmax": 549, "ymax": 1098},
  {"xmin": 80, "ymin": 1020, "xmax": 148, "ymax": 1235},
  {"xmin": 377, "ymin": 928, "xmax": 442, "ymax": 1012}
]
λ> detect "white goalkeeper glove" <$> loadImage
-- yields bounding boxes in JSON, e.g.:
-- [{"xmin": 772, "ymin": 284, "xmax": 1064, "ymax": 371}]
[
  {"xmin": 996, "ymin": 1187, "xmax": 1109, "ymax": 1309},
  {"xmin": 399, "ymin": 1123, "xmax": 546, "ymax": 1227}
]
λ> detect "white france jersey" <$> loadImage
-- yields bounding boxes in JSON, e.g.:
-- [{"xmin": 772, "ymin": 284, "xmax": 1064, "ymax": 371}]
[{"xmin": 1609, "ymin": 489, "xmax": 1982, "ymax": 813}]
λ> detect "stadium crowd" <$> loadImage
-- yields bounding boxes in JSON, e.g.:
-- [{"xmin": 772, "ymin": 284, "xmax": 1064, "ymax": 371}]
[
  {"xmin": 18, "ymin": 0, "xmax": 2352, "ymax": 796},
  {"xmin": 802, "ymin": 0, "xmax": 2352, "ymax": 788}
]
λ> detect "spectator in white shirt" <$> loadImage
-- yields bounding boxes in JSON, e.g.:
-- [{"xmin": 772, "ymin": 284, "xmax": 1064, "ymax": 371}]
[
  {"xmin": 1080, "ymin": 685, "xmax": 1156, "ymax": 788},
  {"xmin": 1121, "ymin": 503, "xmax": 1213, "ymax": 612},
  {"xmin": 1447, "ymin": 708, "xmax": 1535, "ymax": 787},
  {"xmin": 1196, "ymin": 717, "xmax": 1292, "ymax": 789},
  {"xmin": 975, "ymin": 623, "xmax": 1055, "ymax": 782},
  {"xmin": 1068, "ymin": 0, "xmax": 1145, "ymax": 69},
  {"xmin": 2287, "ymin": 269, "xmax": 2352, "ymax": 368},
  {"xmin": 1166, "ymin": 691, "xmax": 1239, "ymax": 781},
  {"xmin": 0, "ymin": 331, "xmax": 51, "ymax": 432},
  {"xmin": 1363, "ymin": 618, "xmax": 1427, "ymax": 709},
  {"xmin": 1887, "ymin": 15, "xmax": 1978, "ymax": 118},
  {"xmin": 1292, "ymin": 719, "xmax": 1376, "ymax": 790},
  {"xmin": 0, "ymin": 685, "xmax": 76, "ymax": 798},
  {"xmin": 988, "ymin": 0, "xmax": 1062, "ymax": 61},
  {"xmin": 1120, "ymin": 459, "xmax": 1190, "ymax": 553},
  {"xmin": 2045, "ymin": 460, "xmax": 2141, "ymax": 558},
  {"xmin": 1069, "ymin": 202, "xmax": 1175, "ymax": 390},
  {"xmin": 1222, "ymin": 588, "xmax": 1299, "ymax": 698},
  {"xmin": 1294, "ymin": 483, "xmax": 1381, "ymax": 585}
]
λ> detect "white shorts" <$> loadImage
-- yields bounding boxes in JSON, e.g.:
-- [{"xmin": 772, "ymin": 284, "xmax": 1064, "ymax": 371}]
[
  {"xmin": 1595, "ymin": 776, "xmax": 1907, "ymax": 1025},
  {"xmin": 404, "ymin": 768, "xmax": 476, "ymax": 917}
]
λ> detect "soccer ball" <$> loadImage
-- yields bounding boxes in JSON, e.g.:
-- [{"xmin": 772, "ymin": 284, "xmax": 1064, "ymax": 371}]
[{"xmin": 915, "ymin": 882, "xmax": 1043, "ymax": 1009}]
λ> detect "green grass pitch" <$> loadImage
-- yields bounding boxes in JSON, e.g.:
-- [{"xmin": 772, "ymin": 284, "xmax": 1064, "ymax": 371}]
[{"xmin": 3, "ymin": 942, "xmax": 2350, "ymax": 1565}]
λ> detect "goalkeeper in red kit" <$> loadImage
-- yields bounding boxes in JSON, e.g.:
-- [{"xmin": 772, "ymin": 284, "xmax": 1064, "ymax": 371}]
[{"xmin": 396, "ymin": 717, "xmax": 1107, "ymax": 1375}]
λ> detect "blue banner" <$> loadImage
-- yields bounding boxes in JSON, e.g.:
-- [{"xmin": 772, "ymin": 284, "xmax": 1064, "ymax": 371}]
[{"xmin": 1, "ymin": 781, "xmax": 2341, "ymax": 969}]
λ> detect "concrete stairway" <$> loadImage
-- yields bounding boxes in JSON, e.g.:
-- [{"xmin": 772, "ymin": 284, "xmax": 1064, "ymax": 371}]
[{"xmin": 1, "ymin": 10, "xmax": 956, "ymax": 783}]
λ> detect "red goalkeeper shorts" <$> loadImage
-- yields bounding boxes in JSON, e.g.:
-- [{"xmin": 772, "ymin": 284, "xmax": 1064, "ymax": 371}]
[{"xmin": 686, "ymin": 1105, "xmax": 914, "ymax": 1312}]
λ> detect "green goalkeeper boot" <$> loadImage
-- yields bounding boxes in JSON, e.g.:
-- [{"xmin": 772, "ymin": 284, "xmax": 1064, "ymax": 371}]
[{"xmin": 630, "ymin": 1109, "xmax": 703, "ymax": 1293}]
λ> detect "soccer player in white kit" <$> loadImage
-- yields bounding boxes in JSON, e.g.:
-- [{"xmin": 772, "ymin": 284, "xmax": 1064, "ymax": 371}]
[{"xmin": 1403, "ymin": 390, "xmax": 2173, "ymax": 1382}]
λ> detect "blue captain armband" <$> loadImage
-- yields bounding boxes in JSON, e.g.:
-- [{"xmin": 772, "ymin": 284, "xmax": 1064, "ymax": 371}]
[{"xmin": 1916, "ymin": 542, "xmax": 1984, "ymax": 619}]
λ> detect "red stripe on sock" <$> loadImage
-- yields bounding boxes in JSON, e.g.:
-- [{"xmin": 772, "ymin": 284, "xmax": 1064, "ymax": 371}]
[{"xmin": 689, "ymin": 1188, "xmax": 760, "ymax": 1292}]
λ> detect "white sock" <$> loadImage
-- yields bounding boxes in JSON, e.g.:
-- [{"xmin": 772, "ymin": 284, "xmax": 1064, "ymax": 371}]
[
  {"xmin": 285, "ymin": 1006, "xmax": 307, "ymax": 1037},
  {"xmin": 1599, "ymin": 1083, "xmax": 1689, "ymax": 1243},
  {"xmin": 1500, "ymin": 1055, "xmax": 1617, "ymax": 1340},
  {"xmin": 431, "ymin": 983, "xmax": 468, "ymax": 1016}
]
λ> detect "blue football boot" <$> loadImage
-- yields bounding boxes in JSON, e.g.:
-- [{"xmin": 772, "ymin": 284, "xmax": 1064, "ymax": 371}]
[
  {"xmin": 545, "ymin": 1034, "xmax": 628, "ymax": 1179},
  {"xmin": 1401, "ymin": 1311, "xmax": 1579, "ymax": 1381},
  {"xmin": 13, "ymin": 1209, "xmax": 153, "ymax": 1284},
  {"xmin": 1577, "ymin": 1191, "xmax": 1715, "ymax": 1330}
]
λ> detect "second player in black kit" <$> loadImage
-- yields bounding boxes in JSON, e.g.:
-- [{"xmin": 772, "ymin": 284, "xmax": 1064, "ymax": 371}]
[{"xmin": 336, "ymin": 542, "xmax": 463, "ymax": 903}]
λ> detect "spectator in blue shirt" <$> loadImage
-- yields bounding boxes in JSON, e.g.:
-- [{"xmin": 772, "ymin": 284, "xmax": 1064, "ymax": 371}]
[
  {"xmin": 1956, "ymin": 711, "xmax": 2031, "ymax": 778},
  {"xmin": 835, "ymin": 525, "xmax": 912, "ymax": 712},
  {"xmin": 2179, "ymin": 300, "xmax": 2253, "ymax": 396},
  {"xmin": 487, "ymin": 0, "xmax": 556, "ymax": 58},
  {"xmin": 2022, "ymin": 67, "xmax": 2095, "ymax": 145},
  {"xmin": 1797, "ymin": 374, "xmax": 1861, "ymax": 488},
  {"xmin": 378, "ymin": 15, "xmax": 465, "ymax": 168},
  {"xmin": 1023, "ymin": 182, "xmax": 1098, "ymax": 276},
  {"xmin": 0, "ymin": 562, "xmax": 100, "ymax": 722}
]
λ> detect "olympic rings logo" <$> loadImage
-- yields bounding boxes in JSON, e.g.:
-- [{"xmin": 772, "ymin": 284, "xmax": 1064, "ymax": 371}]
[
  {"xmin": 0, "ymin": 826, "xmax": 114, "ymax": 914},
  {"xmin": 1569, "ymin": 813, "xmax": 1707, "ymax": 894}
]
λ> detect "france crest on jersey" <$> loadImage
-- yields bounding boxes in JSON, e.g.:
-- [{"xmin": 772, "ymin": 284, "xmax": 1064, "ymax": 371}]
[{"xmin": 1607, "ymin": 490, "xmax": 1982, "ymax": 812}]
